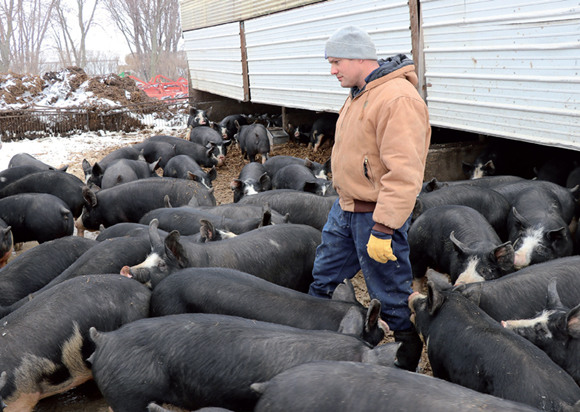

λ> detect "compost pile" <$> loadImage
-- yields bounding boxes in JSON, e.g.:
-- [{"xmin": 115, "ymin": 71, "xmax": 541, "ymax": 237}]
[{"xmin": 0, "ymin": 66, "xmax": 154, "ymax": 110}]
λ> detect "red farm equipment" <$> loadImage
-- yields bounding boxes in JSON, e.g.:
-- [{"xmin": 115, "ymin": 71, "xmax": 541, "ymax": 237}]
[{"xmin": 127, "ymin": 74, "xmax": 188, "ymax": 100}]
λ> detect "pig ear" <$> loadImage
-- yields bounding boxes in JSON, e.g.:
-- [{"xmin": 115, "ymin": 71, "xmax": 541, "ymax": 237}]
[
  {"xmin": 566, "ymin": 304, "xmax": 580, "ymax": 339},
  {"xmin": 260, "ymin": 204, "xmax": 272, "ymax": 227},
  {"xmin": 547, "ymin": 227, "xmax": 567, "ymax": 243},
  {"xmin": 92, "ymin": 162, "xmax": 104, "ymax": 177},
  {"xmin": 147, "ymin": 219, "xmax": 165, "ymax": 255},
  {"xmin": 568, "ymin": 185, "xmax": 580, "ymax": 202},
  {"xmin": 303, "ymin": 182, "xmax": 318, "ymax": 194},
  {"xmin": 365, "ymin": 299, "xmax": 382, "ymax": 333},
  {"xmin": 186, "ymin": 171, "xmax": 200, "ymax": 183},
  {"xmin": 164, "ymin": 230, "xmax": 188, "ymax": 268},
  {"xmin": 259, "ymin": 173, "xmax": 271, "ymax": 191},
  {"xmin": 0, "ymin": 371, "xmax": 6, "ymax": 391},
  {"xmin": 482, "ymin": 160, "xmax": 496, "ymax": 175},
  {"xmin": 512, "ymin": 207, "xmax": 530, "ymax": 229},
  {"xmin": 150, "ymin": 158, "xmax": 162, "ymax": 171},
  {"xmin": 449, "ymin": 231, "xmax": 469, "ymax": 255},
  {"xmin": 82, "ymin": 186, "xmax": 97, "ymax": 208},
  {"xmin": 546, "ymin": 279, "xmax": 566, "ymax": 310},
  {"xmin": 230, "ymin": 179, "xmax": 242, "ymax": 190},
  {"xmin": 338, "ymin": 306, "xmax": 364, "ymax": 336},
  {"xmin": 423, "ymin": 177, "xmax": 440, "ymax": 193},
  {"xmin": 462, "ymin": 161, "xmax": 473, "ymax": 177},
  {"xmin": 82, "ymin": 159, "xmax": 91, "ymax": 174},
  {"xmin": 426, "ymin": 278, "xmax": 446, "ymax": 316},
  {"xmin": 207, "ymin": 166, "xmax": 218, "ymax": 182},
  {"xmin": 492, "ymin": 242, "xmax": 515, "ymax": 272},
  {"xmin": 199, "ymin": 219, "xmax": 216, "ymax": 242},
  {"xmin": 332, "ymin": 279, "xmax": 357, "ymax": 302}
]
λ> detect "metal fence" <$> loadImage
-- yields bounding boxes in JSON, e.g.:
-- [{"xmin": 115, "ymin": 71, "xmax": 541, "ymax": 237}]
[{"xmin": 0, "ymin": 98, "xmax": 191, "ymax": 141}]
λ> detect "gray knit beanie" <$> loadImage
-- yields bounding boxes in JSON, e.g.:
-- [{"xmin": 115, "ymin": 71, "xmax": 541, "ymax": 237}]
[{"xmin": 324, "ymin": 26, "xmax": 377, "ymax": 60}]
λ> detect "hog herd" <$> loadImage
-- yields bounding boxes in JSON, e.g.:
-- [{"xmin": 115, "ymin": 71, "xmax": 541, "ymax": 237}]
[{"xmin": 0, "ymin": 108, "xmax": 579, "ymax": 411}]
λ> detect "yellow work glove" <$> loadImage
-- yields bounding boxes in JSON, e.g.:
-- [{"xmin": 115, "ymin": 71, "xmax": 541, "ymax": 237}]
[{"xmin": 367, "ymin": 230, "xmax": 397, "ymax": 263}]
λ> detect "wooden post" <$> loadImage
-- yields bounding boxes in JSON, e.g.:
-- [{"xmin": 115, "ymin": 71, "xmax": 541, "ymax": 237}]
[
  {"xmin": 409, "ymin": 0, "xmax": 426, "ymax": 101},
  {"xmin": 239, "ymin": 21, "xmax": 250, "ymax": 102}
]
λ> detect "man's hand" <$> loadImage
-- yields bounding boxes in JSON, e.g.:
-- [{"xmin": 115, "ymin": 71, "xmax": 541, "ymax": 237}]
[{"xmin": 366, "ymin": 230, "xmax": 397, "ymax": 263}]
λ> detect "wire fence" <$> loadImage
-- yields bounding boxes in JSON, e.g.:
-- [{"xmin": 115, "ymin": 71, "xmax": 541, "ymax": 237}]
[{"xmin": 0, "ymin": 98, "xmax": 191, "ymax": 142}]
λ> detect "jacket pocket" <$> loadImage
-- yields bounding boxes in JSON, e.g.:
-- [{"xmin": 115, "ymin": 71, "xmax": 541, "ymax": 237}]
[{"xmin": 363, "ymin": 157, "xmax": 375, "ymax": 186}]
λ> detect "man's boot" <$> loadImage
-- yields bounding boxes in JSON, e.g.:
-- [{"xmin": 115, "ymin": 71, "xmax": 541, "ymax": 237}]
[{"xmin": 393, "ymin": 327, "xmax": 423, "ymax": 372}]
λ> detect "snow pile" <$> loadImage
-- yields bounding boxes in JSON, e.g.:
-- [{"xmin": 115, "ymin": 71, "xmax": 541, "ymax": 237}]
[{"xmin": 0, "ymin": 67, "xmax": 154, "ymax": 110}]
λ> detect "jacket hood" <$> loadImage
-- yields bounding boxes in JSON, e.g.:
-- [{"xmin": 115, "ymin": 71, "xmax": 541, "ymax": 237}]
[{"xmin": 351, "ymin": 54, "xmax": 415, "ymax": 97}]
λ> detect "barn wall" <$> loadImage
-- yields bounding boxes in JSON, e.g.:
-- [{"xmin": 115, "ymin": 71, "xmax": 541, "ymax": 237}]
[
  {"xmin": 180, "ymin": 0, "xmax": 324, "ymax": 31},
  {"xmin": 180, "ymin": 0, "xmax": 580, "ymax": 149},
  {"xmin": 421, "ymin": 0, "xmax": 580, "ymax": 150},
  {"xmin": 180, "ymin": 0, "xmax": 414, "ymax": 110},
  {"xmin": 243, "ymin": 0, "xmax": 413, "ymax": 112},
  {"xmin": 183, "ymin": 23, "xmax": 247, "ymax": 102}
]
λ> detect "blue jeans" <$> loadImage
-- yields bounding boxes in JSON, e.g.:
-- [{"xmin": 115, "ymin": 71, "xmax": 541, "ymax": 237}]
[{"xmin": 308, "ymin": 199, "xmax": 414, "ymax": 331}]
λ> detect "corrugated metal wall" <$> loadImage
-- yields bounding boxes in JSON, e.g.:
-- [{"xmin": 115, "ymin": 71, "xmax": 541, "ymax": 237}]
[
  {"xmin": 183, "ymin": 23, "xmax": 247, "ymax": 102},
  {"xmin": 422, "ymin": 0, "xmax": 580, "ymax": 149},
  {"xmin": 244, "ymin": 0, "xmax": 413, "ymax": 112},
  {"xmin": 180, "ymin": 0, "xmax": 324, "ymax": 31}
]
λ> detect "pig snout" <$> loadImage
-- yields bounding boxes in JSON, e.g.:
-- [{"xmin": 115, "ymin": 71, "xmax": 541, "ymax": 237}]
[
  {"xmin": 74, "ymin": 216, "xmax": 86, "ymax": 238},
  {"xmin": 513, "ymin": 249, "xmax": 529, "ymax": 270},
  {"xmin": 120, "ymin": 266, "xmax": 133, "ymax": 278},
  {"xmin": 217, "ymin": 155, "xmax": 226, "ymax": 167}
]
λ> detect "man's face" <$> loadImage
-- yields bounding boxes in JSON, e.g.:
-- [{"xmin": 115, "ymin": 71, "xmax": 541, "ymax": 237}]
[{"xmin": 328, "ymin": 57, "xmax": 362, "ymax": 88}]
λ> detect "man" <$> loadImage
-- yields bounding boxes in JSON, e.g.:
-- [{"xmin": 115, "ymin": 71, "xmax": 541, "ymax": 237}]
[{"xmin": 308, "ymin": 26, "xmax": 431, "ymax": 371}]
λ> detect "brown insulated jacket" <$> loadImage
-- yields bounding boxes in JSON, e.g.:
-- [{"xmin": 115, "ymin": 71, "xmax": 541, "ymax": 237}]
[{"xmin": 331, "ymin": 63, "xmax": 431, "ymax": 231}]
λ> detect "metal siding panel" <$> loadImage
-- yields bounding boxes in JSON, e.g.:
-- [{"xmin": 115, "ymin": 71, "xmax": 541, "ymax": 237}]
[
  {"xmin": 245, "ymin": 0, "xmax": 413, "ymax": 111},
  {"xmin": 183, "ymin": 23, "xmax": 246, "ymax": 101},
  {"xmin": 180, "ymin": 0, "xmax": 325, "ymax": 31},
  {"xmin": 422, "ymin": 0, "xmax": 580, "ymax": 149}
]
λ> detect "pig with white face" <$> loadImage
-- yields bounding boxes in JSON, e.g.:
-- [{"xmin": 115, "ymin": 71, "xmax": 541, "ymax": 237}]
[
  {"xmin": 492, "ymin": 181, "xmax": 577, "ymax": 269},
  {"xmin": 271, "ymin": 164, "xmax": 336, "ymax": 197},
  {"xmin": 409, "ymin": 205, "xmax": 515, "ymax": 285},
  {"xmin": 122, "ymin": 219, "xmax": 320, "ymax": 291},
  {"xmin": 231, "ymin": 162, "xmax": 271, "ymax": 203},
  {"xmin": 409, "ymin": 269, "xmax": 580, "ymax": 412},
  {"xmin": 187, "ymin": 106, "xmax": 212, "ymax": 128},
  {"xmin": 189, "ymin": 126, "xmax": 229, "ymax": 167},
  {"xmin": 163, "ymin": 154, "xmax": 217, "ymax": 189},
  {"xmin": 455, "ymin": 256, "xmax": 580, "ymax": 323},
  {"xmin": 502, "ymin": 280, "xmax": 580, "ymax": 385}
]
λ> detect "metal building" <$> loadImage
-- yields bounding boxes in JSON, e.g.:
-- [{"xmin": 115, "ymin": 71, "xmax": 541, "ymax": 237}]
[{"xmin": 180, "ymin": 0, "xmax": 580, "ymax": 149}]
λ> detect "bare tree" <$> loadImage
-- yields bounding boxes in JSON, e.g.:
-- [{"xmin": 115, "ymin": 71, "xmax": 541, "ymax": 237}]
[
  {"xmin": 14, "ymin": 0, "xmax": 58, "ymax": 73},
  {"xmin": 0, "ymin": 0, "xmax": 57, "ymax": 73},
  {"xmin": 0, "ymin": 0, "xmax": 16, "ymax": 71},
  {"xmin": 51, "ymin": 0, "xmax": 100, "ymax": 69},
  {"xmin": 85, "ymin": 49, "xmax": 119, "ymax": 75},
  {"xmin": 102, "ymin": 0, "xmax": 182, "ymax": 79}
]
